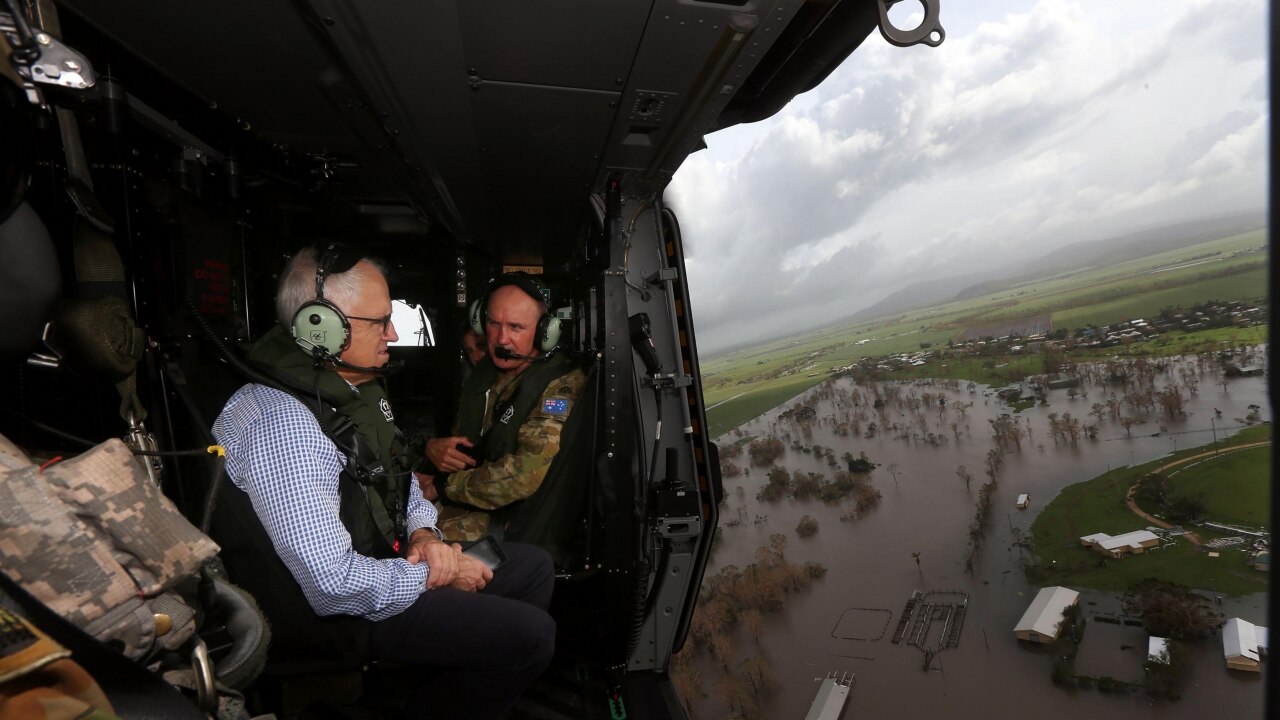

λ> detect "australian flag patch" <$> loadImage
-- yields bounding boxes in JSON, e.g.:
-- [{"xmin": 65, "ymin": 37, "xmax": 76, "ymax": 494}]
[{"xmin": 542, "ymin": 397, "xmax": 569, "ymax": 416}]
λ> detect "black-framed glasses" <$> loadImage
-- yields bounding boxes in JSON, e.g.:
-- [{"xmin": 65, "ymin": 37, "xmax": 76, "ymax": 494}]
[{"xmin": 348, "ymin": 313, "xmax": 393, "ymax": 333}]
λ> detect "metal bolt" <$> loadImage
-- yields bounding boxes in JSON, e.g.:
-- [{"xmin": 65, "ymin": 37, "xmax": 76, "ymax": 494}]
[
  {"xmin": 64, "ymin": 60, "xmax": 80, "ymax": 72},
  {"xmin": 36, "ymin": 33, "xmax": 51, "ymax": 45}
]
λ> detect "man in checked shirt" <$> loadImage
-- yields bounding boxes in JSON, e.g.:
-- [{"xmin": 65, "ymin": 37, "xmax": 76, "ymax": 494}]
[{"xmin": 211, "ymin": 246, "xmax": 553, "ymax": 720}]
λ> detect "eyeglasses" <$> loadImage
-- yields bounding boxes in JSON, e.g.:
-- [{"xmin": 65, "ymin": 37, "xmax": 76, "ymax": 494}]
[{"xmin": 347, "ymin": 313, "xmax": 393, "ymax": 333}]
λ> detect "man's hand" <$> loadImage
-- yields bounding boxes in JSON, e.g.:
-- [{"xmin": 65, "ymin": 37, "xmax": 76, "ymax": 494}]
[
  {"xmin": 425, "ymin": 436, "xmax": 478, "ymax": 474},
  {"xmin": 414, "ymin": 471, "xmax": 438, "ymax": 501},
  {"xmin": 449, "ymin": 553, "xmax": 493, "ymax": 593},
  {"xmin": 405, "ymin": 529, "xmax": 462, "ymax": 589}
]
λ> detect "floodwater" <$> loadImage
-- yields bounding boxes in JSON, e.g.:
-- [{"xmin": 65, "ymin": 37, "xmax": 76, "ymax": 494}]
[{"xmin": 694, "ymin": 355, "xmax": 1271, "ymax": 719}]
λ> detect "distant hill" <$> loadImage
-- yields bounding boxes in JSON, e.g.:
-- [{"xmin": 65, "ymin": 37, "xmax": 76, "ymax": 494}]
[
  {"xmin": 842, "ymin": 210, "xmax": 1265, "ymax": 324},
  {"xmin": 848, "ymin": 270, "xmax": 1001, "ymax": 323},
  {"xmin": 954, "ymin": 210, "xmax": 1266, "ymax": 301}
]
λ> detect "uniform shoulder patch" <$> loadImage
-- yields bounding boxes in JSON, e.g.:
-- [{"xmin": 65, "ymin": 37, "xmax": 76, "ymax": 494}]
[{"xmin": 541, "ymin": 397, "xmax": 570, "ymax": 417}]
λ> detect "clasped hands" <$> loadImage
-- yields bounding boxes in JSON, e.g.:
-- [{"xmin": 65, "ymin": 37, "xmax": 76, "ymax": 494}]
[{"xmin": 406, "ymin": 528, "xmax": 492, "ymax": 592}]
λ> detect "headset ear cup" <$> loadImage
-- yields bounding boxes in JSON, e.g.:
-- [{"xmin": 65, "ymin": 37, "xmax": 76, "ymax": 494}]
[
  {"xmin": 468, "ymin": 298, "xmax": 485, "ymax": 336},
  {"xmin": 292, "ymin": 300, "xmax": 351, "ymax": 355},
  {"xmin": 540, "ymin": 315, "xmax": 561, "ymax": 354}
]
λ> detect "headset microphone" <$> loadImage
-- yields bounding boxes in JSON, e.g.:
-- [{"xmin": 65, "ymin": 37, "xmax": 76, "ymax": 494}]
[
  {"xmin": 309, "ymin": 345, "xmax": 403, "ymax": 375},
  {"xmin": 494, "ymin": 346, "xmax": 548, "ymax": 363}
]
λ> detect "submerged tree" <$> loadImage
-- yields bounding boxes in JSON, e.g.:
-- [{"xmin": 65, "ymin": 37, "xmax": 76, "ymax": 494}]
[
  {"xmin": 1123, "ymin": 579, "xmax": 1221, "ymax": 641},
  {"xmin": 795, "ymin": 515, "xmax": 819, "ymax": 538}
]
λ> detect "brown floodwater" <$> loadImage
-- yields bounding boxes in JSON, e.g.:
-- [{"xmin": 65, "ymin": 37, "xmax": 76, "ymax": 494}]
[{"xmin": 694, "ymin": 356, "xmax": 1270, "ymax": 719}]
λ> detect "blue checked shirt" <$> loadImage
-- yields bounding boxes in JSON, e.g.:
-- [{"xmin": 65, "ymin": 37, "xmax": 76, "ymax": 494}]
[{"xmin": 213, "ymin": 384, "xmax": 438, "ymax": 621}]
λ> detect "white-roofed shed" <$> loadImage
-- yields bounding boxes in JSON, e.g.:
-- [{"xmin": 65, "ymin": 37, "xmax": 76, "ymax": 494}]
[
  {"xmin": 1014, "ymin": 586, "xmax": 1079, "ymax": 643},
  {"xmin": 1079, "ymin": 530, "xmax": 1160, "ymax": 557},
  {"xmin": 1223, "ymin": 617, "xmax": 1268, "ymax": 672},
  {"xmin": 1148, "ymin": 636, "xmax": 1170, "ymax": 664}
]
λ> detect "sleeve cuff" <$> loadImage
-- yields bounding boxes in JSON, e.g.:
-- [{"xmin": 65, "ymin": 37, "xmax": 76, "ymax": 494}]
[{"xmin": 409, "ymin": 524, "xmax": 444, "ymax": 542}]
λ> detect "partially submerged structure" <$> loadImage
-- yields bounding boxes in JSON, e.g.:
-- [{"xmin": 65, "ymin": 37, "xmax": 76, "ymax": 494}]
[
  {"xmin": 1014, "ymin": 586, "xmax": 1079, "ymax": 643},
  {"xmin": 804, "ymin": 671, "xmax": 853, "ymax": 720},
  {"xmin": 1079, "ymin": 530, "xmax": 1160, "ymax": 558},
  {"xmin": 1148, "ymin": 636, "xmax": 1170, "ymax": 665},
  {"xmin": 1223, "ymin": 618, "xmax": 1269, "ymax": 672},
  {"xmin": 1016, "ymin": 494, "xmax": 1030, "ymax": 509}
]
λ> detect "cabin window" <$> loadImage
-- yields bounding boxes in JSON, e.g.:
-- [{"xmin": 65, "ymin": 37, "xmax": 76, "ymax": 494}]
[{"xmin": 390, "ymin": 300, "xmax": 435, "ymax": 347}]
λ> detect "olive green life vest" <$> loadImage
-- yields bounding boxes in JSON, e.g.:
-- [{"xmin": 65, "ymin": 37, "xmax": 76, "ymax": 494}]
[
  {"xmin": 453, "ymin": 353, "xmax": 596, "ymax": 566},
  {"xmin": 455, "ymin": 352, "xmax": 577, "ymax": 462},
  {"xmin": 247, "ymin": 326, "xmax": 409, "ymax": 558}
]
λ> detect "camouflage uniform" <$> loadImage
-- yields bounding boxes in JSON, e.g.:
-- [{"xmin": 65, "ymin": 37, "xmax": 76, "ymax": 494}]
[
  {"xmin": 438, "ymin": 365, "xmax": 586, "ymax": 541},
  {"xmin": 0, "ymin": 436, "xmax": 218, "ymax": 661}
]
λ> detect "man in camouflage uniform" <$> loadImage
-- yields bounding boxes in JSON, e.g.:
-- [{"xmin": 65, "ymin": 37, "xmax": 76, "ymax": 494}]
[{"xmin": 424, "ymin": 275, "xmax": 585, "ymax": 542}]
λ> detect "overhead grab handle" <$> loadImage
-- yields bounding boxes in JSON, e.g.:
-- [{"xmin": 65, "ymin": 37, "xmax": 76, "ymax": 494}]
[{"xmin": 876, "ymin": 0, "xmax": 946, "ymax": 48}]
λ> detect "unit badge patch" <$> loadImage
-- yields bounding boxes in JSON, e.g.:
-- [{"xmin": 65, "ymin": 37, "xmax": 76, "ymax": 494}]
[
  {"xmin": 379, "ymin": 398, "xmax": 395, "ymax": 422},
  {"xmin": 542, "ymin": 398, "xmax": 569, "ymax": 417}
]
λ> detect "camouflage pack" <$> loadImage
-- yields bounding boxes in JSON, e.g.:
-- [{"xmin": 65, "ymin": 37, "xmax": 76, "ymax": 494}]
[{"xmin": 0, "ymin": 436, "xmax": 219, "ymax": 661}]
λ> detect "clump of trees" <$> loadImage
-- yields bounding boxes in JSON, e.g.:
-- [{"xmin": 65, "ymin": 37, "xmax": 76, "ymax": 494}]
[
  {"xmin": 795, "ymin": 515, "xmax": 818, "ymax": 538},
  {"xmin": 672, "ymin": 535, "xmax": 827, "ymax": 718},
  {"xmin": 843, "ymin": 451, "xmax": 877, "ymax": 473},
  {"xmin": 748, "ymin": 438, "xmax": 785, "ymax": 466},
  {"xmin": 1049, "ymin": 603, "xmax": 1083, "ymax": 686},
  {"xmin": 756, "ymin": 466, "xmax": 880, "ymax": 518},
  {"xmin": 1134, "ymin": 474, "xmax": 1209, "ymax": 524},
  {"xmin": 1123, "ymin": 579, "xmax": 1221, "ymax": 641},
  {"xmin": 1144, "ymin": 640, "xmax": 1189, "ymax": 701}
]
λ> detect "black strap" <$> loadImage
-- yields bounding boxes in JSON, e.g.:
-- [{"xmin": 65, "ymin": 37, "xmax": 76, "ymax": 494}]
[{"xmin": 246, "ymin": 360, "xmax": 406, "ymax": 546}]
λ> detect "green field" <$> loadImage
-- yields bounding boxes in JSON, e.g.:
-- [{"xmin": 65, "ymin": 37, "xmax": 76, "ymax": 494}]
[
  {"xmin": 1167, "ymin": 446, "xmax": 1271, "ymax": 527},
  {"xmin": 1026, "ymin": 425, "xmax": 1270, "ymax": 596},
  {"xmin": 701, "ymin": 230, "xmax": 1268, "ymax": 437},
  {"xmin": 1052, "ymin": 267, "xmax": 1268, "ymax": 329}
]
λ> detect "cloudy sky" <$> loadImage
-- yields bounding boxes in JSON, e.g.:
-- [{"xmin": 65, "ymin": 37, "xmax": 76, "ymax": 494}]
[{"xmin": 667, "ymin": 0, "xmax": 1268, "ymax": 355}]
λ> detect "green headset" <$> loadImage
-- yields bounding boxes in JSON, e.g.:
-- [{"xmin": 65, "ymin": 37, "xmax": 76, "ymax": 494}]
[
  {"xmin": 291, "ymin": 243, "xmax": 360, "ymax": 358},
  {"xmin": 468, "ymin": 272, "xmax": 561, "ymax": 354}
]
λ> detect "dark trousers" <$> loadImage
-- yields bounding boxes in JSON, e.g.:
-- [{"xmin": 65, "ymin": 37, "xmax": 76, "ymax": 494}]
[{"xmin": 369, "ymin": 542, "xmax": 555, "ymax": 719}]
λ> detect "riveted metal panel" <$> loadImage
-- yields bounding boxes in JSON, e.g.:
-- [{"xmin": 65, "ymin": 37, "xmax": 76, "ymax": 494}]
[{"xmin": 456, "ymin": 0, "xmax": 652, "ymax": 91}]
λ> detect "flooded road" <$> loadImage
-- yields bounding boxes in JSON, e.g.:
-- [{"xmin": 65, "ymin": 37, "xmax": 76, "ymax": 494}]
[{"xmin": 693, "ymin": 358, "xmax": 1270, "ymax": 719}]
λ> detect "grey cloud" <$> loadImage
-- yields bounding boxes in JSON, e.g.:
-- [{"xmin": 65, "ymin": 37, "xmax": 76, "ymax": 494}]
[{"xmin": 674, "ymin": 1, "xmax": 1267, "ymax": 354}]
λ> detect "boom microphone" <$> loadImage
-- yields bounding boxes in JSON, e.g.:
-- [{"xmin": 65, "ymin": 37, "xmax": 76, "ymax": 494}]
[
  {"xmin": 494, "ymin": 346, "xmax": 547, "ymax": 362},
  {"xmin": 311, "ymin": 346, "xmax": 403, "ymax": 375}
]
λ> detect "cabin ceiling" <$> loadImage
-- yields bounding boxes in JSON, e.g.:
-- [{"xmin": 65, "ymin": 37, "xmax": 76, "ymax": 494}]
[{"xmin": 60, "ymin": 0, "xmax": 879, "ymax": 263}]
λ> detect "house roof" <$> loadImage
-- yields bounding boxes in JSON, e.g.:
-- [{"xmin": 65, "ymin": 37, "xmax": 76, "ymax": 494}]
[
  {"xmin": 1148, "ymin": 636, "xmax": 1170, "ymax": 663},
  {"xmin": 1223, "ymin": 618, "xmax": 1269, "ymax": 661},
  {"xmin": 1080, "ymin": 530, "xmax": 1159, "ymax": 551},
  {"xmin": 1014, "ymin": 586, "xmax": 1079, "ymax": 638}
]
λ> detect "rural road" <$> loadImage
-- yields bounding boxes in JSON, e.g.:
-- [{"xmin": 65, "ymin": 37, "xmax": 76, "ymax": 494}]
[{"xmin": 1124, "ymin": 440, "xmax": 1271, "ymax": 545}]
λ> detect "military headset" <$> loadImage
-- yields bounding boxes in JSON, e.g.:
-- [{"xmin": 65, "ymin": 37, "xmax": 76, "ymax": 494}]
[
  {"xmin": 468, "ymin": 272, "xmax": 561, "ymax": 357},
  {"xmin": 289, "ymin": 242, "xmax": 400, "ymax": 377}
]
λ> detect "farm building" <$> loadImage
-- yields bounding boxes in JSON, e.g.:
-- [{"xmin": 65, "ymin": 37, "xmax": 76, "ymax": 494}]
[
  {"xmin": 1148, "ymin": 637, "xmax": 1170, "ymax": 665},
  {"xmin": 803, "ymin": 672, "xmax": 852, "ymax": 720},
  {"xmin": 1016, "ymin": 494, "xmax": 1030, "ymax": 509},
  {"xmin": 1014, "ymin": 586, "xmax": 1079, "ymax": 643},
  {"xmin": 1223, "ymin": 618, "xmax": 1268, "ymax": 672},
  {"xmin": 1079, "ymin": 530, "xmax": 1160, "ymax": 558}
]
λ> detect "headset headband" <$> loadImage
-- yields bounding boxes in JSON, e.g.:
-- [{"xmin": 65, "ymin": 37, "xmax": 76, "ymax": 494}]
[
  {"xmin": 314, "ymin": 242, "xmax": 363, "ymax": 299},
  {"xmin": 488, "ymin": 272, "xmax": 549, "ymax": 310}
]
